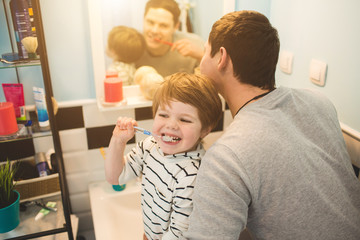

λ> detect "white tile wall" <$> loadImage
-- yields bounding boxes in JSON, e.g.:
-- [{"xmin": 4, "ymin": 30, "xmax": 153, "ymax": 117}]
[
  {"xmin": 63, "ymin": 151, "xmax": 90, "ymax": 174},
  {"xmin": 59, "ymin": 128, "xmax": 88, "ymax": 153},
  {"xmin": 67, "ymin": 172, "xmax": 91, "ymax": 195},
  {"xmin": 82, "ymin": 103, "xmax": 135, "ymax": 128}
]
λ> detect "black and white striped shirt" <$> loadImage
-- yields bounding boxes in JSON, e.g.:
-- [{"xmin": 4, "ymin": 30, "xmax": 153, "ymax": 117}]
[{"xmin": 118, "ymin": 137, "xmax": 204, "ymax": 240}]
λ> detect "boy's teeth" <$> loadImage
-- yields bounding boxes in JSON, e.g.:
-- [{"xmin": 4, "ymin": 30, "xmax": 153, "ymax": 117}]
[{"xmin": 162, "ymin": 135, "xmax": 180, "ymax": 142}]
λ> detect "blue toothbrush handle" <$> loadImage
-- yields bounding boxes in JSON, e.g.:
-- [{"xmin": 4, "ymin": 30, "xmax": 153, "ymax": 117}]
[
  {"xmin": 134, "ymin": 126, "xmax": 152, "ymax": 136},
  {"xmin": 143, "ymin": 130, "xmax": 151, "ymax": 135}
]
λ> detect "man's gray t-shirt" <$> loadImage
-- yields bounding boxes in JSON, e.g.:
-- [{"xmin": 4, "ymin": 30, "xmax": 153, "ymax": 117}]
[{"xmin": 185, "ymin": 87, "xmax": 360, "ymax": 240}]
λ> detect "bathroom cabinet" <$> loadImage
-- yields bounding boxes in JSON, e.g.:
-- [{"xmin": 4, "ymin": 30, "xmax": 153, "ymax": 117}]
[{"xmin": 0, "ymin": 0, "xmax": 74, "ymax": 239}]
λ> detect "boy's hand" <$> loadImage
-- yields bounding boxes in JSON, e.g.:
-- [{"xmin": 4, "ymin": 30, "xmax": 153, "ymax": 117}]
[{"xmin": 112, "ymin": 117, "xmax": 137, "ymax": 143}]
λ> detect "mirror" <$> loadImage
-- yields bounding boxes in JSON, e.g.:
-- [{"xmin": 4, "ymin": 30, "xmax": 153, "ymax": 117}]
[{"xmin": 88, "ymin": 0, "xmax": 229, "ymax": 110}]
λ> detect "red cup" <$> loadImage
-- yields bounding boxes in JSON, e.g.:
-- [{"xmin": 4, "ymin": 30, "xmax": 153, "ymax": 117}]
[
  {"xmin": 104, "ymin": 72, "xmax": 123, "ymax": 103},
  {"xmin": 0, "ymin": 102, "xmax": 18, "ymax": 136}
]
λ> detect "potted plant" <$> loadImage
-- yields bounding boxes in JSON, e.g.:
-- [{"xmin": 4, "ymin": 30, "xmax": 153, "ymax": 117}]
[{"xmin": 0, "ymin": 159, "xmax": 20, "ymax": 233}]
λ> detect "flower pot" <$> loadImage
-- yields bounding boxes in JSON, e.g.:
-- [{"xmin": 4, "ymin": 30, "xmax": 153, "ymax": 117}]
[{"xmin": 0, "ymin": 190, "xmax": 20, "ymax": 233}]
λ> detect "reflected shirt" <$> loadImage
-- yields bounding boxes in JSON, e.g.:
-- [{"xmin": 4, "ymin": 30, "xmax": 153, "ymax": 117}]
[{"xmin": 135, "ymin": 31, "xmax": 204, "ymax": 77}]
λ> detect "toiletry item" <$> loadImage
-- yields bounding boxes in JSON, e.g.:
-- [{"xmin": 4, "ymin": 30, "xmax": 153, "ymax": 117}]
[
  {"xmin": 32, "ymin": 87, "xmax": 49, "ymax": 127},
  {"xmin": 35, "ymin": 152, "xmax": 50, "ymax": 177},
  {"xmin": 21, "ymin": 36, "xmax": 38, "ymax": 59},
  {"xmin": 2, "ymin": 83, "xmax": 26, "ymax": 121},
  {"xmin": 10, "ymin": 0, "xmax": 33, "ymax": 59},
  {"xmin": 1, "ymin": 53, "xmax": 19, "ymax": 62},
  {"xmin": 34, "ymin": 201, "xmax": 56, "ymax": 221},
  {"xmin": 0, "ymin": 102, "xmax": 18, "ymax": 136},
  {"xmin": 134, "ymin": 126, "xmax": 172, "ymax": 141},
  {"xmin": 104, "ymin": 71, "xmax": 123, "ymax": 102},
  {"xmin": 27, "ymin": 0, "xmax": 36, "ymax": 36},
  {"xmin": 35, "ymin": 201, "xmax": 57, "ymax": 212}
]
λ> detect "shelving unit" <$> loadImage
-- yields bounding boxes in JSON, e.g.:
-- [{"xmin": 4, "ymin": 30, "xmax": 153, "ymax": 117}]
[{"xmin": 0, "ymin": 0, "xmax": 73, "ymax": 239}]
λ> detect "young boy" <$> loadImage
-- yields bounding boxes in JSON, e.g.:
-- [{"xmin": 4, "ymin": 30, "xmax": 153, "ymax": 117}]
[
  {"xmin": 105, "ymin": 72, "xmax": 222, "ymax": 239},
  {"xmin": 106, "ymin": 26, "xmax": 145, "ymax": 85}
]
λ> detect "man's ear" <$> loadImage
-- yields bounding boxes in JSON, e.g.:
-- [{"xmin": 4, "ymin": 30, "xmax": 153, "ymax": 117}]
[{"xmin": 218, "ymin": 47, "xmax": 230, "ymax": 71}]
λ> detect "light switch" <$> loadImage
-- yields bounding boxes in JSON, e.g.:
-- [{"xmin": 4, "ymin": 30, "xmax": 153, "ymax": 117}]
[
  {"xmin": 309, "ymin": 59, "xmax": 327, "ymax": 86},
  {"xmin": 279, "ymin": 50, "xmax": 293, "ymax": 74}
]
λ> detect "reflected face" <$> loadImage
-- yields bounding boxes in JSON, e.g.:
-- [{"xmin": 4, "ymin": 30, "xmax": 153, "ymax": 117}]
[
  {"xmin": 152, "ymin": 100, "xmax": 206, "ymax": 155},
  {"xmin": 143, "ymin": 8, "xmax": 178, "ymax": 55}
]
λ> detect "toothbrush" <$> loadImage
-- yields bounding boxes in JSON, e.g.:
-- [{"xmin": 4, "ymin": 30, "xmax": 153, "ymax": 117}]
[
  {"xmin": 134, "ymin": 126, "xmax": 159, "ymax": 137},
  {"xmin": 134, "ymin": 126, "xmax": 172, "ymax": 141},
  {"xmin": 35, "ymin": 201, "xmax": 57, "ymax": 212},
  {"xmin": 154, "ymin": 38, "xmax": 173, "ymax": 46}
]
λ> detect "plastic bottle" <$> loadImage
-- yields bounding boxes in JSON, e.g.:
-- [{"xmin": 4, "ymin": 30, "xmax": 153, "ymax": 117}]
[
  {"xmin": 32, "ymin": 87, "xmax": 49, "ymax": 127},
  {"xmin": 10, "ymin": 0, "xmax": 33, "ymax": 59},
  {"xmin": 35, "ymin": 152, "xmax": 50, "ymax": 177}
]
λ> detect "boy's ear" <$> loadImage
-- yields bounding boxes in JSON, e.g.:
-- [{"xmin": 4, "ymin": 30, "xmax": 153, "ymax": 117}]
[{"xmin": 200, "ymin": 126, "xmax": 212, "ymax": 139}]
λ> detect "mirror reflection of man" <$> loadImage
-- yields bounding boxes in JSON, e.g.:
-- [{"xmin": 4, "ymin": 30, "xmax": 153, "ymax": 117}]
[{"xmin": 136, "ymin": 0, "xmax": 204, "ymax": 77}]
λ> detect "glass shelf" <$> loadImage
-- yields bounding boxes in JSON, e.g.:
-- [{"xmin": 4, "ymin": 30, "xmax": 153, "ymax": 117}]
[
  {"xmin": 0, "ymin": 123, "xmax": 51, "ymax": 144},
  {"xmin": 0, "ymin": 59, "xmax": 41, "ymax": 69}
]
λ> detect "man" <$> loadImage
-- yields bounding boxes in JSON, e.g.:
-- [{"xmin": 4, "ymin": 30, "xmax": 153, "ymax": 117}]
[
  {"xmin": 135, "ymin": 0, "xmax": 204, "ymax": 77},
  {"xmin": 184, "ymin": 10, "xmax": 360, "ymax": 240}
]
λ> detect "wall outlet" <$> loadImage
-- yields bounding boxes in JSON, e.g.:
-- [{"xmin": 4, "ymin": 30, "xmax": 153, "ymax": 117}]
[
  {"xmin": 310, "ymin": 59, "xmax": 327, "ymax": 86},
  {"xmin": 279, "ymin": 50, "xmax": 293, "ymax": 74}
]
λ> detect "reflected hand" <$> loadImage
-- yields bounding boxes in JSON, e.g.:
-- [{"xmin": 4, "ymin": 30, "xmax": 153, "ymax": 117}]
[{"xmin": 171, "ymin": 39, "xmax": 204, "ymax": 61}]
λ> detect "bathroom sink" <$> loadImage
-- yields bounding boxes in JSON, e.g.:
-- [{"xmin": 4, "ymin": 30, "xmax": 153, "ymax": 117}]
[{"xmin": 89, "ymin": 179, "xmax": 143, "ymax": 240}]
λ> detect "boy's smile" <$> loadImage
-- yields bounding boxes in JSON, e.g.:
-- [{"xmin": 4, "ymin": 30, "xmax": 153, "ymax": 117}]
[{"xmin": 153, "ymin": 100, "xmax": 207, "ymax": 155}]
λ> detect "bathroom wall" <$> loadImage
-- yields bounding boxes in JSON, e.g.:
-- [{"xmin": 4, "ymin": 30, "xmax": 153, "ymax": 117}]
[{"xmin": 269, "ymin": 0, "xmax": 360, "ymax": 133}]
